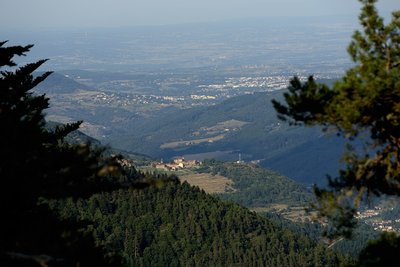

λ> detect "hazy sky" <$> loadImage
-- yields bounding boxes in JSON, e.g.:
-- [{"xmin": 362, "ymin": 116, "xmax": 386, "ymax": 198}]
[{"xmin": 1, "ymin": 0, "xmax": 399, "ymax": 29}]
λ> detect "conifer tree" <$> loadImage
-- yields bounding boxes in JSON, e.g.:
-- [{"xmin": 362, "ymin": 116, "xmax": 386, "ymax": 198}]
[
  {"xmin": 0, "ymin": 41, "xmax": 123, "ymax": 266},
  {"xmin": 272, "ymin": 0, "xmax": 400, "ymax": 237}
]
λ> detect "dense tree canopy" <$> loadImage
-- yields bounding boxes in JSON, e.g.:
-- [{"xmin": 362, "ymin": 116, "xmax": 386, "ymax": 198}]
[
  {"xmin": 272, "ymin": 0, "xmax": 400, "ymax": 237},
  {"xmin": 53, "ymin": 180, "xmax": 349, "ymax": 267}
]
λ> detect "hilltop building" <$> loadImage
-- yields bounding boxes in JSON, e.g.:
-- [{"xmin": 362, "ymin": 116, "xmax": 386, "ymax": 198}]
[{"xmin": 153, "ymin": 157, "xmax": 200, "ymax": 171}]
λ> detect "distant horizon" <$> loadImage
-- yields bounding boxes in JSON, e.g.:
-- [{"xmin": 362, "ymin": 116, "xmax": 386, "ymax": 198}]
[
  {"xmin": 2, "ymin": 15, "xmax": 355, "ymax": 76},
  {"xmin": 2, "ymin": 14, "xmax": 359, "ymax": 32},
  {"xmin": 2, "ymin": 0, "xmax": 398, "ymax": 30}
]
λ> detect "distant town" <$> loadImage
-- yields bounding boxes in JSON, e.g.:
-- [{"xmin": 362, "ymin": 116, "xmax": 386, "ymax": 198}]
[{"xmin": 74, "ymin": 75, "xmax": 298, "ymax": 109}]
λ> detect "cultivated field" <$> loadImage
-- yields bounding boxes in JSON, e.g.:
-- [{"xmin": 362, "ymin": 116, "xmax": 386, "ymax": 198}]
[{"xmin": 179, "ymin": 173, "xmax": 236, "ymax": 194}]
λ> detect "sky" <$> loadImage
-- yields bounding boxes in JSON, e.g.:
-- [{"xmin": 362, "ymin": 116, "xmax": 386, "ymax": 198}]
[{"xmin": 1, "ymin": 0, "xmax": 399, "ymax": 29}]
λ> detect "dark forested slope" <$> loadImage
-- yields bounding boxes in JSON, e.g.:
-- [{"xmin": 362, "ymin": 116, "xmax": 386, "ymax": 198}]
[
  {"xmin": 55, "ymin": 178, "xmax": 349, "ymax": 266},
  {"xmin": 198, "ymin": 159, "xmax": 312, "ymax": 207}
]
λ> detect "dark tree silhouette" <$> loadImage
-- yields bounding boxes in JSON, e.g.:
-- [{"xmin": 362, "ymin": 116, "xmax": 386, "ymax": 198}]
[{"xmin": 0, "ymin": 41, "xmax": 123, "ymax": 266}]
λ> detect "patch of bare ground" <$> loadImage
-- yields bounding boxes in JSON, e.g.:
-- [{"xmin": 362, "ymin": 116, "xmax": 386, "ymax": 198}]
[{"xmin": 179, "ymin": 173, "xmax": 236, "ymax": 194}]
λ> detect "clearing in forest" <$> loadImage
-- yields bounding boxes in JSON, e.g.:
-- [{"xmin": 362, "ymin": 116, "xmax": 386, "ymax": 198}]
[{"xmin": 179, "ymin": 173, "xmax": 236, "ymax": 194}]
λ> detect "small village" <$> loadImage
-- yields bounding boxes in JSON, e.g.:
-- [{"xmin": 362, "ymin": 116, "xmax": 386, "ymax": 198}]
[
  {"xmin": 356, "ymin": 206, "xmax": 400, "ymax": 232},
  {"xmin": 152, "ymin": 157, "xmax": 201, "ymax": 171}
]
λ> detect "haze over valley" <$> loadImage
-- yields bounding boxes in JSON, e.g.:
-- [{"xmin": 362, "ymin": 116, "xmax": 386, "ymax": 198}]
[{"xmin": 7, "ymin": 17, "xmax": 358, "ymax": 185}]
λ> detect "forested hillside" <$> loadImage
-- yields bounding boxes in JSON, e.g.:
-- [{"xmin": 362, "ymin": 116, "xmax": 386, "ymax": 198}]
[
  {"xmin": 52, "ymin": 177, "xmax": 350, "ymax": 266},
  {"xmin": 175, "ymin": 159, "xmax": 379, "ymax": 258},
  {"xmin": 198, "ymin": 159, "xmax": 311, "ymax": 207}
]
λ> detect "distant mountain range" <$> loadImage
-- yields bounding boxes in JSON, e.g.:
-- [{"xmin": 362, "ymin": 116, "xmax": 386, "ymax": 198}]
[{"xmin": 109, "ymin": 90, "xmax": 346, "ymax": 186}]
